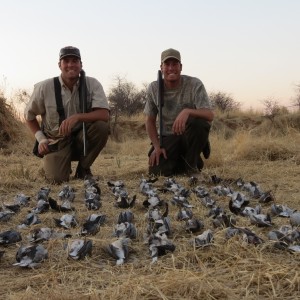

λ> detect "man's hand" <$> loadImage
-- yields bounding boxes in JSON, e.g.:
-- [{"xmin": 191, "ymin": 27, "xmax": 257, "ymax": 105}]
[
  {"xmin": 149, "ymin": 148, "xmax": 167, "ymax": 166},
  {"xmin": 59, "ymin": 114, "xmax": 80, "ymax": 136},
  {"xmin": 172, "ymin": 109, "xmax": 189, "ymax": 135}
]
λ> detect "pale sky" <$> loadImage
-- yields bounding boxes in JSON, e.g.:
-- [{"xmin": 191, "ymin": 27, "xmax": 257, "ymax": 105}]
[{"xmin": 1, "ymin": 0, "xmax": 299, "ymax": 110}]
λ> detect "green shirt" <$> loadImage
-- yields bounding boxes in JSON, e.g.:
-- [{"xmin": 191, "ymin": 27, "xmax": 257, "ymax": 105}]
[{"xmin": 144, "ymin": 75, "xmax": 212, "ymax": 135}]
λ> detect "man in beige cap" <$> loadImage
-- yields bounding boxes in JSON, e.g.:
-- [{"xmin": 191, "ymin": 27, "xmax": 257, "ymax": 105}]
[
  {"xmin": 144, "ymin": 48, "xmax": 214, "ymax": 176},
  {"xmin": 25, "ymin": 46, "xmax": 110, "ymax": 183}
]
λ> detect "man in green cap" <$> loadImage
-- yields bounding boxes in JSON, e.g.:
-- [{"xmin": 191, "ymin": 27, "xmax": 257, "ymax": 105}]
[
  {"xmin": 144, "ymin": 48, "xmax": 214, "ymax": 177},
  {"xmin": 25, "ymin": 46, "xmax": 110, "ymax": 183}
]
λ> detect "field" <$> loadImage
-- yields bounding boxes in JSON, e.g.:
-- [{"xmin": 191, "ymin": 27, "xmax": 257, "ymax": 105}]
[{"xmin": 0, "ymin": 99, "xmax": 300, "ymax": 299}]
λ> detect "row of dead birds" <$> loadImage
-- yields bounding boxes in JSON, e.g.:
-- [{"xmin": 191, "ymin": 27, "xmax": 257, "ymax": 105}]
[{"xmin": 1, "ymin": 174, "xmax": 300, "ymax": 267}]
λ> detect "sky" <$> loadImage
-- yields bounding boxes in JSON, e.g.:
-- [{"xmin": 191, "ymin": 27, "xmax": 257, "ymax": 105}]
[{"xmin": 1, "ymin": 0, "xmax": 300, "ymax": 110}]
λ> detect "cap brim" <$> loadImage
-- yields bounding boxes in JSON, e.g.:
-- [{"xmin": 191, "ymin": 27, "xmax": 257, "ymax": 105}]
[
  {"xmin": 161, "ymin": 56, "xmax": 181, "ymax": 63},
  {"xmin": 60, "ymin": 54, "xmax": 81, "ymax": 60}
]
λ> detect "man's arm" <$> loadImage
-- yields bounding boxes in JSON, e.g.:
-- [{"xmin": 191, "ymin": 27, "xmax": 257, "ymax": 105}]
[
  {"xmin": 59, "ymin": 108, "xmax": 109, "ymax": 136},
  {"xmin": 145, "ymin": 115, "xmax": 167, "ymax": 166},
  {"xmin": 172, "ymin": 108, "xmax": 214, "ymax": 135}
]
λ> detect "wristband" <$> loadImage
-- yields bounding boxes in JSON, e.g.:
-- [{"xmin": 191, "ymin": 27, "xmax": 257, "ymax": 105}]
[{"xmin": 35, "ymin": 130, "xmax": 48, "ymax": 143}]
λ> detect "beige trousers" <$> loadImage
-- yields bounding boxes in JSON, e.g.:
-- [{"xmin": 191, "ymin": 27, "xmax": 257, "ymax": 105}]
[{"xmin": 43, "ymin": 120, "xmax": 109, "ymax": 183}]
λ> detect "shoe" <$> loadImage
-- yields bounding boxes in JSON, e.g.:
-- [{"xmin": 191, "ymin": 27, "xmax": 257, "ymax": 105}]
[
  {"xmin": 74, "ymin": 163, "xmax": 93, "ymax": 180},
  {"xmin": 202, "ymin": 140, "xmax": 211, "ymax": 159}
]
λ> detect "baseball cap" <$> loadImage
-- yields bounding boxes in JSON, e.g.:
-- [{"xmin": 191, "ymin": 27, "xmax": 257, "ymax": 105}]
[
  {"xmin": 161, "ymin": 48, "xmax": 181, "ymax": 63},
  {"xmin": 59, "ymin": 46, "xmax": 81, "ymax": 60}
]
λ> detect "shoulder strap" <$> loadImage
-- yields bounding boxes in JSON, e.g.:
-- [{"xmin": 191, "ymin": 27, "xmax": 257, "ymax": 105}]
[{"xmin": 54, "ymin": 77, "xmax": 65, "ymax": 125}]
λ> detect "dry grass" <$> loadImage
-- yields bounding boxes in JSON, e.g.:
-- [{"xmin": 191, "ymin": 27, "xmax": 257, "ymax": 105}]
[{"xmin": 1, "ymin": 103, "xmax": 300, "ymax": 299}]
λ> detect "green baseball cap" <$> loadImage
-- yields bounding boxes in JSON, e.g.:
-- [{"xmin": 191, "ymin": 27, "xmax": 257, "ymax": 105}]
[
  {"xmin": 161, "ymin": 48, "xmax": 181, "ymax": 63},
  {"xmin": 59, "ymin": 46, "xmax": 81, "ymax": 60}
]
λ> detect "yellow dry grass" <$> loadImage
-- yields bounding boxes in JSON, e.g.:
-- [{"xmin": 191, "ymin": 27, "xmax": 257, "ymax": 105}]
[{"xmin": 0, "ymin": 106, "xmax": 300, "ymax": 300}]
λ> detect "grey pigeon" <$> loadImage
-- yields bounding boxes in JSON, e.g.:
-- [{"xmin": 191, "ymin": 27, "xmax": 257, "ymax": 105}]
[
  {"xmin": 106, "ymin": 237, "xmax": 131, "ymax": 265},
  {"xmin": 28, "ymin": 227, "xmax": 71, "ymax": 243},
  {"xmin": 0, "ymin": 230, "xmax": 22, "ymax": 245},
  {"xmin": 54, "ymin": 214, "xmax": 78, "ymax": 229},
  {"xmin": 114, "ymin": 222, "xmax": 137, "ymax": 239},
  {"xmin": 229, "ymin": 192, "xmax": 249, "ymax": 215},
  {"xmin": 58, "ymin": 185, "xmax": 75, "ymax": 202},
  {"xmin": 14, "ymin": 194, "xmax": 31, "ymax": 206},
  {"xmin": 18, "ymin": 213, "xmax": 41, "ymax": 229},
  {"xmin": 118, "ymin": 210, "xmax": 134, "ymax": 224},
  {"xmin": 115, "ymin": 194, "xmax": 136, "ymax": 208},
  {"xmin": 176, "ymin": 207, "xmax": 193, "ymax": 221},
  {"xmin": 14, "ymin": 244, "xmax": 48, "ymax": 268},
  {"xmin": 191, "ymin": 229, "xmax": 213, "ymax": 248},
  {"xmin": 0, "ymin": 208, "xmax": 15, "ymax": 221},
  {"xmin": 81, "ymin": 214, "xmax": 106, "ymax": 236},
  {"xmin": 185, "ymin": 218, "xmax": 204, "ymax": 233},
  {"xmin": 290, "ymin": 212, "xmax": 300, "ymax": 227},
  {"xmin": 31, "ymin": 199, "xmax": 49, "ymax": 214},
  {"xmin": 249, "ymin": 213, "xmax": 272, "ymax": 227},
  {"xmin": 148, "ymin": 232, "xmax": 175, "ymax": 263},
  {"xmin": 271, "ymin": 204, "xmax": 296, "ymax": 217},
  {"xmin": 68, "ymin": 239, "xmax": 93, "ymax": 260}
]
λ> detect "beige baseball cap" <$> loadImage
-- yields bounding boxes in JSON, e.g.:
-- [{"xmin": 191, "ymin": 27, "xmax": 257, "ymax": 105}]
[{"xmin": 161, "ymin": 48, "xmax": 181, "ymax": 63}]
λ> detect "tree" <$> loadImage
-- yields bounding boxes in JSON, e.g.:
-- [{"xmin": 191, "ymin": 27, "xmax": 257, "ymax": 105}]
[
  {"xmin": 108, "ymin": 76, "xmax": 147, "ymax": 118},
  {"xmin": 261, "ymin": 98, "xmax": 282, "ymax": 123},
  {"xmin": 291, "ymin": 83, "xmax": 300, "ymax": 111},
  {"xmin": 209, "ymin": 91, "xmax": 240, "ymax": 113}
]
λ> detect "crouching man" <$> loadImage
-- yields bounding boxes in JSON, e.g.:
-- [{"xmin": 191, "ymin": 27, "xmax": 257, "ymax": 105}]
[{"xmin": 24, "ymin": 46, "xmax": 110, "ymax": 183}]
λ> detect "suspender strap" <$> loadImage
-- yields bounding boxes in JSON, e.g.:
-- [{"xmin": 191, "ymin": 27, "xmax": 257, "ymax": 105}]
[{"xmin": 54, "ymin": 77, "xmax": 65, "ymax": 125}]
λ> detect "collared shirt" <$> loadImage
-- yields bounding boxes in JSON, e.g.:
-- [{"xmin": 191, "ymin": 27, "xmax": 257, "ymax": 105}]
[
  {"xmin": 144, "ymin": 75, "xmax": 212, "ymax": 135},
  {"xmin": 24, "ymin": 75, "xmax": 109, "ymax": 138}
]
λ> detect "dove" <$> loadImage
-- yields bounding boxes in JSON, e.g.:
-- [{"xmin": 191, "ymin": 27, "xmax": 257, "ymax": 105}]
[
  {"xmin": 58, "ymin": 185, "xmax": 75, "ymax": 202},
  {"xmin": 14, "ymin": 244, "xmax": 48, "ymax": 268},
  {"xmin": 249, "ymin": 213, "xmax": 272, "ymax": 227},
  {"xmin": 185, "ymin": 218, "xmax": 204, "ymax": 233},
  {"xmin": 18, "ymin": 213, "xmax": 41, "ymax": 229},
  {"xmin": 81, "ymin": 214, "xmax": 106, "ymax": 236},
  {"xmin": 27, "ymin": 227, "xmax": 71, "ymax": 243},
  {"xmin": 54, "ymin": 214, "xmax": 78, "ymax": 229},
  {"xmin": 114, "ymin": 222, "xmax": 137, "ymax": 239},
  {"xmin": 106, "ymin": 237, "xmax": 130, "ymax": 265},
  {"xmin": 118, "ymin": 210, "xmax": 134, "ymax": 224},
  {"xmin": 290, "ymin": 212, "xmax": 300, "ymax": 227},
  {"xmin": 68, "ymin": 239, "xmax": 93, "ymax": 260},
  {"xmin": 229, "ymin": 192, "xmax": 249, "ymax": 215},
  {"xmin": 191, "ymin": 229, "xmax": 213, "ymax": 248},
  {"xmin": 148, "ymin": 232, "xmax": 175, "ymax": 263},
  {"xmin": 0, "ymin": 230, "xmax": 22, "ymax": 245},
  {"xmin": 271, "ymin": 204, "xmax": 296, "ymax": 218},
  {"xmin": 115, "ymin": 194, "xmax": 136, "ymax": 208}
]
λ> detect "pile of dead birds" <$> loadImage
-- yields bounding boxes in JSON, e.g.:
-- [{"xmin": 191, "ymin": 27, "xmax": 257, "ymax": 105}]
[{"xmin": 1, "ymin": 173, "xmax": 300, "ymax": 268}]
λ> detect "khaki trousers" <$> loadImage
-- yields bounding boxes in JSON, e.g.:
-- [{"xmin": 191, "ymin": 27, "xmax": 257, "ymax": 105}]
[{"xmin": 43, "ymin": 121, "xmax": 109, "ymax": 183}]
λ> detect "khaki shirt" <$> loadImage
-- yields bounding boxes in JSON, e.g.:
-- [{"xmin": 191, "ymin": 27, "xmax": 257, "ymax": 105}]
[
  {"xmin": 144, "ymin": 75, "xmax": 212, "ymax": 135},
  {"xmin": 24, "ymin": 75, "xmax": 109, "ymax": 138}
]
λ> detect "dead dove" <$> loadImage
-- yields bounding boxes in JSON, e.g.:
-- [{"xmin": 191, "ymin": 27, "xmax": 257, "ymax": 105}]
[
  {"xmin": 18, "ymin": 213, "xmax": 41, "ymax": 229},
  {"xmin": 48, "ymin": 197, "xmax": 74, "ymax": 212},
  {"xmin": 212, "ymin": 185, "xmax": 233, "ymax": 197},
  {"xmin": 176, "ymin": 207, "xmax": 193, "ymax": 221},
  {"xmin": 36, "ymin": 187, "xmax": 51, "ymax": 201},
  {"xmin": 241, "ymin": 205, "xmax": 262, "ymax": 217},
  {"xmin": 14, "ymin": 194, "xmax": 31, "ymax": 206},
  {"xmin": 0, "ymin": 207, "xmax": 15, "ymax": 221},
  {"xmin": 229, "ymin": 192, "xmax": 249, "ymax": 215},
  {"xmin": 239, "ymin": 227, "xmax": 264, "ymax": 245},
  {"xmin": 143, "ymin": 195, "xmax": 164, "ymax": 209},
  {"xmin": 14, "ymin": 244, "xmax": 48, "ymax": 268},
  {"xmin": 249, "ymin": 213, "xmax": 272, "ymax": 227},
  {"xmin": 0, "ymin": 230, "xmax": 22, "ymax": 245},
  {"xmin": 185, "ymin": 218, "xmax": 204, "ymax": 233},
  {"xmin": 85, "ymin": 193, "xmax": 101, "ymax": 210},
  {"xmin": 84, "ymin": 177, "xmax": 101, "ymax": 195},
  {"xmin": 259, "ymin": 191, "xmax": 274, "ymax": 203},
  {"xmin": 114, "ymin": 222, "xmax": 137, "ymax": 239},
  {"xmin": 271, "ymin": 204, "xmax": 296, "ymax": 217},
  {"xmin": 31, "ymin": 199, "xmax": 49, "ymax": 214},
  {"xmin": 107, "ymin": 180, "xmax": 125, "ymax": 188},
  {"xmin": 80, "ymin": 214, "xmax": 106, "ymax": 236},
  {"xmin": 28, "ymin": 227, "xmax": 71, "ymax": 243},
  {"xmin": 171, "ymin": 195, "xmax": 192, "ymax": 208},
  {"xmin": 147, "ymin": 216, "xmax": 172, "ymax": 236},
  {"xmin": 193, "ymin": 186, "xmax": 210, "ymax": 198},
  {"xmin": 106, "ymin": 237, "xmax": 131, "ymax": 265},
  {"xmin": 290, "ymin": 212, "xmax": 300, "ymax": 227},
  {"xmin": 190, "ymin": 229, "xmax": 213, "ymax": 248},
  {"xmin": 212, "ymin": 212, "xmax": 236, "ymax": 228},
  {"xmin": 68, "ymin": 239, "xmax": 93, "ymax": 260},
  {"xmin": 54, "ymin": 214, "xmax": 78, "ymax": 229},
  {"xmin": 148, "ymin": 232, "xmax": 175, "ymax": 263},
  {"xmin": 115, "ymin": 194, "xmax": 136, "ymax": 208},
  {"xmin": 242, "ymin": 181, "xmax": 263, "ymax": 198},
  {"xmin": 58, "ymin": 185, "xmax": 75, "ymax": 202},
  {"xmin": 118, "ymin": 210, "xmax": 134, "ymax": 224}
]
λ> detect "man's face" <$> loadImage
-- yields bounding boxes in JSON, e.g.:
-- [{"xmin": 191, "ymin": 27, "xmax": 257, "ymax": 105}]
[
  {"xmin": 59, "ymin": 56, "xmax": 82, "ymax": 80},
  {"xmin": 161, "ymin": 58, "xmax": 182, "ymax": 82}
]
